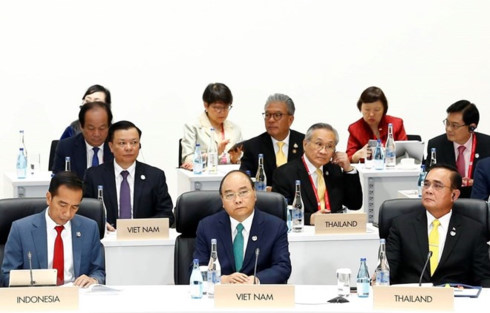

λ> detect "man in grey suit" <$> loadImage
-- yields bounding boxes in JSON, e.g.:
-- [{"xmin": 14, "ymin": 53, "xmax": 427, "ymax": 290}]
[
  {"xmin": 2, "ymin": 171, "xmax": 105, "ymax": 287},
  {"xmin": 387, "ymin": 164, "xmax": 490, "ymax": 287},
  {"xmin": 84, "ymin": 121, "xmax": 174, "ymax": 231}
]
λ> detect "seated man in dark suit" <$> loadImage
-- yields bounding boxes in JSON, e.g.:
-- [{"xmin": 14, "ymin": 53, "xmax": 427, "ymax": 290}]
[
  {"xmin": 194, "ymin": 170, "xmax": 291, "ymax": 284},
  {"xmin": 84, "ymin": 120, "xmax": 174, "ymax": 231},
  {"xmin": 53, "ymin": 101, "xmax": 114, "ymax": 180},
  {"xmin": 471, "ymin": 157, "xmax": 490, "ymax": 200},
  {"xmin": 272, "ymin": 123, "xmax": 362, "ymax": 225},
  {"xmin": 240, "ymin": 93, "xmax": 304, "ymax": 187},
  {"xmin": 387, "ymin": 164, "xmax": 490, "ymax": 287},
  {"xmin": 425, "ymin": 100, "xmax": 490, "ymax": 198},
  {"xmin": 1, "ymin": 171, "xmax": 105, "ymax": 287}
]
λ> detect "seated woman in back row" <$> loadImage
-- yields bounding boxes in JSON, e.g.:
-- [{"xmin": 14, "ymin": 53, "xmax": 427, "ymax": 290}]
[
  {"xmin": 347, "ymin": 86, "xmax": 407, "ymax": 163},
  {"xmin": 181, "ymin": 82, "xmax": 242, "ymax": 169}
]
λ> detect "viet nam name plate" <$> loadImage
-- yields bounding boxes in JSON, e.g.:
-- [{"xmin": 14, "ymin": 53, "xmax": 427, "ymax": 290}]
[
  {"xmin": 116, "ymin": 218, "xmax": 169, "ymax": 240},
  {"xmin": 0, "ymin": 286, "xmax": 78, "ymax": 312},
  {"xmin": 214, "ymin": 284, "xmax": 295, "ymax": 308},
  {"xmin": 314, "ymin": 212, "xmax": 367, "ymax": 234}
]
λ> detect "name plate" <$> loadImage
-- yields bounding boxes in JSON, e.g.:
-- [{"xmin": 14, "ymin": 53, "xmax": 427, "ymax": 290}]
[
  {"xmin": 116, "ymin": 218, "xmax": 169, "ymax": 240},
  {"xmin": 0, "ymin": 286, "xmax": 78, "ymax": 312},
  {"xmin": 214, "ymin": 284, "xmax": 295, "ymax": 308},
  {"xmin": 373, "ymin": 286, "xmax": 454, "ymax": 311},
  {"xmin": 314, "ymin": 213, "xmax": 366, "ymax": 234}
]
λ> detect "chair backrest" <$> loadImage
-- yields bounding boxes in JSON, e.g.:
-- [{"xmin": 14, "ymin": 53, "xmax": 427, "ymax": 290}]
[
  {"xmin": 378, "ymin": 198, "xmax": 490, "ymax": 240},
  {"xmin": 48, "ymin": 140, "xmax": 59, "ymax": 171},
  {"xmin": 178, "ymin": 138, "xmax": 183, "ymax": 167},
  {"xmin": 173, "ymin": 190, "xmax": 287, "ymax": 284},
  {"xmin": 0, "ymin": 197, "xmax": 105, "ymax": 280},
  {"xmin": 407, "ymin": 134, "xmax": 422, "ymax": 141}
]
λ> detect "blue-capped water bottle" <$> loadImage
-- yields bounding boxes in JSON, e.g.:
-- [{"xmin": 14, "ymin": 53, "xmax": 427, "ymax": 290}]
[
  {"xmin": 190, "ymin": 259, "xmax": 203, "ymax": 299},
  {"xmin": 356, "ymin": 257, "xmax": 370, "ymax": 297},
  {"xmin": 16, "ymin": 148, "xmax": 27, "ymax": 179}
]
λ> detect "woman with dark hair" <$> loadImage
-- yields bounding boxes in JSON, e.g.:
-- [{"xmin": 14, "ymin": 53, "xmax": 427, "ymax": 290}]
[
  {"xmin": 347, "ymin": 86, "xmax": 407, "ymax": 163},
  {"xmin": 180, "ymin": 83, "xmax": 242, "ymax": 169},
  {"xmin": 60, "ymin": 84, "xmax": 112, "ymax": 140}
]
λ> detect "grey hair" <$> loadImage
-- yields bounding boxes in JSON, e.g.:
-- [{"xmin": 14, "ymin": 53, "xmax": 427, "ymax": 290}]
[
  {"xmin": 264, "ymin": 93, "xmax": 295, "ymax": 115},
  {"xmin": 305, "ymin": 123, "xmax": 339, "ymax": 145}
]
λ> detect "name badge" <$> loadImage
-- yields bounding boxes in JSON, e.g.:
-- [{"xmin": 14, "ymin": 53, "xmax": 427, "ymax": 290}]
[
  {"xmin": 214, "ymin": 284, "xmax": 295, "ymax": 308},
  {"xmin": 314, "ymin": 213, "xmax": 367, "ymax": 234},
  {"xmin": 116, "ymin": 218, "xmax": 169, "ymax": 240},
  {"xmin": 0, "ymin": 286, "xmax": 78, "ymax": 312},
  {"xmin": 373, "ymin": 285, "xmax": 454, "ymax": 311}
]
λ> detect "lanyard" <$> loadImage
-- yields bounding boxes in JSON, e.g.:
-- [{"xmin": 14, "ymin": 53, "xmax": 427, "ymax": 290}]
[
  {"xmin": 301, "ymin": 156, "xmax": 331, "ymax": 212},
  {"xmin": 467, "ymin": 134, "xmax": 477, "ymax": 179}
]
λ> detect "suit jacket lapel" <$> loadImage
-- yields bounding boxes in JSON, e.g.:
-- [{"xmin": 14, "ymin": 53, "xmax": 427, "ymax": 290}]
[
  {"xmin": 412, "ymin": 211, "xmax": 432, "ymax": 280},
  {"xmin": 262, "ymin": 134, "xmax": 276, "ymax": 175},
  {"xmin": 242, "ymin": 210, "xmax": 263, "ymax": 269},
  {"xmin": 75, "ymin": 135, "xmax": 88, "ymax": 175},
  {"xmin": 103, "ymin": 164, "xmax": 118, "ymax": 221},
  {"xmin": 217, "ymin": 212, "xmax": 234, "ymax": 270},
  {"xmin": 71, "ymin": 216, "xmax": 82, "ymax": 277},
  {"xmin": 288, "ymin": 131, "xmax": 302, "ymax": 161},
  {"xmin": 32, "ymin": 212, "xmax": 48, "ymax": 269},
  {"xmin": 133, "ymin": 162, "xmax": 145, "ymax": 217},
  {"xmin": 438, "ymin": 214, "xmax": 461, "ymax": 266},
  {"xmin": 297, "ymin": 159, "xmax": 317, "ymax": 210}
]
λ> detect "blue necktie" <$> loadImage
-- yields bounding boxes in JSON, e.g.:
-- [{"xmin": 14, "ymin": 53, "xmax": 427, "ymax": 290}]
[
  {"xmin": 233, "ymin": 223, "xmax": 244, "ymax": 271},
  {"xmin": 120, "ymin": 170, "xmax": 131, "ymax": 219},
  {"xmin": 92, "ymin": 147, "xmax": 100, "ymax": 167}
]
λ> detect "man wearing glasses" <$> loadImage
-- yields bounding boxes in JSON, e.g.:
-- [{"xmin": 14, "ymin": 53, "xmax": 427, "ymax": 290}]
[
  {"xmin": 193, "ymin": 170, "xmax": 291, "ymax": 284},
  {"xmin": 387, "ymin": 164, "xmax": 490, "ymax": 287},
  {"xmin": 425, "ymin": 100, "xmax": 490, "ymax": 198},
  {"xmin": 239, "ymin": 93, "xmax": 304, "ymax": 187},
  {"xmin": 84, "ymin": 121, "xmax": 174, "ymax": 231},
  {"xmin": 272, "ymin": 123, "xmax": 362, "ymax": 225}
]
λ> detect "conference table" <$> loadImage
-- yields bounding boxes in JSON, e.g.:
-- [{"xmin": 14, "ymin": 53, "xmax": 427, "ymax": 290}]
[
  {"xmin": 73, "ymin": 285, "xmax": 490, "ymax": 312},
  {"xmin": 3, "ymin": 171, "xmax": 52, "ymax": 198},
  {"xmin": 102, "ymin": 225, "xmax": 379, "ymax": 286},
  {"xmin": 176, "ymin": 165, "xmax": 239, "ymax": 194}
]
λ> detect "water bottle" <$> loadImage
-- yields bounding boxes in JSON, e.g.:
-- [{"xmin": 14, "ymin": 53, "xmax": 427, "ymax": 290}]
[
  {"xmin": 385, "ymin": 123, "xmax": 396, "ymax": 168},
  {"xmin": 190, "ymin": 259, "xmax": 203, "ymax": 299},
  {"xmin": 285, "ymin": 198, "xmax": 292, "ymax": 232},
  {"xmin": 97, "ymin": 185, "xmax": 109, "ymax": 231},
  {"xmin": 19, "ymin": 130, "xmax": 28, "ymax": 161},
  {"xmin": 16, "ymin": 148, "xmax": 27, "ymax": 179},
  {"xmin": 291, "ymin": 180, "xmax": 304, "ymax": 232},
  {"xmin": 373, "ymin": 139, "xmax": 384, "ymax": 170},
  {"xmin": 207, "ymin": 128, "xmax": 218, "ymax": 174},
  {"xmin": 255, "ymin": 154, "xmax": 267, "ymax": 191},
  {"xmin": 64, "ymin": 156, "xmax": 71, "ymax": 172},
  {"xmin": 207, "ymin": 239, "xmax": 221, "ymax": 298},
  {"xmin": 375, "ymin": 239, "xmax": 390, "ymax": 285},
  {"xmin": 429, "ymin": 148, "xmax": 437, "ymax": 168},
  {"xmin": 356, "ymin": 257, "xmax": 370, "ymax": 298},
  {"xmin": 417, "ymin": 164, "xmax": 426, "ymax": 197},
  {"xmin": 193, "ymin": 144, "xmax": 203, "ymax": 175}
]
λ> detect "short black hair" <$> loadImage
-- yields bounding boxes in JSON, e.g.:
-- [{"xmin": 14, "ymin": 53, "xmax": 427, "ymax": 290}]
[
  {"xmin": 82, "ymin": 84, "xmax": 112, "ymax": 108},
  {"xmin": 202, "ymin": 83, "xmax": 233, "ymax": 105},
  {"xmin": 219, "ymin": 170, "xmax": 254, "ymax": 195},
  {"xmin": 48, "ymin": 171, "xmax": 83, "ymax": 197},
  {"xmin": 446, "ymin": 100, "xmax": 479, "ymax": 126},
  {"xmin": 78, "ymin": 101, "xmax": 113, "ymax": 128},
  {"xmin": 427, "ymin": 164, "xmax": 462, "ymax": 190},
  {"xmin": 357, "ymin": 86, "xmax": 388, "ymax": 115},
  {"xmin": 107, "ymin": 120, "xmax": 142, "ymax": 143}
]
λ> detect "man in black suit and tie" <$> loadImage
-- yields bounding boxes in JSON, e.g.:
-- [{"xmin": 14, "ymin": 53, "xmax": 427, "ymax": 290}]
[
  {"xmin": 53, "ymin": 101, "xmax": 114, "ymax": 180},
  {"xmin": 425, "ymin": 100, "xmax": 490, "ymax": 198},
  {"xmin": 272, "ymin": 123, "xmax": 362, "ymax": 225},
  {"xmin": 387, "ymin": 164, "xmax": 490, "ymax": 287},
  {"xmin": 239, "ymin": 93, "xmax": 304, "ymax": 188},
  {"xmin": 84, "ymin": 121, "xmax": 174, "ymax": 231}
]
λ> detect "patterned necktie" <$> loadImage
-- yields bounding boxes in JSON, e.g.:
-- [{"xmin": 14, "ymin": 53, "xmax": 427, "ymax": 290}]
[
  {"xmin": 276, "ymin": 141, "xmax": 287, "ymax": 167},
  {"xmin": 233, "ymin": 223, "xmax": 244, "ymax": 271},
  {"xmin": 53, "ymin": 225, "xmax": 64, "ymax": 285},
  {"xmin": 316, "ymin": 168, "xmax": 326, "ymax": 210},
  {"xmin": 120, "ymin": 170, "xmax": 131, "ymax": 219},
  {"xmin": 456, "ymin": 146, "xmax": 466, "ymax": 177},
  {"xmin": 429, "ymin": 219, "xmax": 440, "ymax": 276},
  {"xmin": 92, "ymin": 147, "xmax": 100, "ymax": 167}
]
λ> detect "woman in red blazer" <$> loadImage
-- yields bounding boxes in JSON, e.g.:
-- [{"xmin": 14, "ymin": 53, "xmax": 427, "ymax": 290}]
[{"xmin": 347, "ymin": 86, "xmax": 407, "ymax": 163}]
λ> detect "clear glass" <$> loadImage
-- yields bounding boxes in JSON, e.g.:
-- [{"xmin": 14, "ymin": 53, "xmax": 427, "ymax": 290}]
[{"xmin": 336, "ymin": 268, "xmax": 351, "ymax": 297}]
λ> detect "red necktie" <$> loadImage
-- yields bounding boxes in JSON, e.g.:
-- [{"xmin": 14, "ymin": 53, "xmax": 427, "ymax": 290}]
[
  {"xmin": 53, "ymin": 225, "xmax": 64, "ymax": 285},
  {"xmin": 456, "ymin": 146, "xmax": 466, "ymax": 177}
]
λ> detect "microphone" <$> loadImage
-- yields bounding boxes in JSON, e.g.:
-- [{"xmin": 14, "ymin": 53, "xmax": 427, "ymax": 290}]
[
  {"xmin": 253, "ymin": 248, "xmax": 260, "ymax": 284},
  {"xmin": 419, "ymin": 251, "xmax": 433, "ymax": 286},
  {"xmin": 28, "ymin": 251, "xmax": 35, "ymax": 286}
]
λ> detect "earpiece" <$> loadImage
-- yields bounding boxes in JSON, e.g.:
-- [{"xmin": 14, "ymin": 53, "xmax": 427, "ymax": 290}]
[
  {"xmin": 469, "ymin": 125, "xmax": 476, "ymax": 132},
  {"xmin": 139, "ymin": 143, "xmax": 142, "ymax": 149}
]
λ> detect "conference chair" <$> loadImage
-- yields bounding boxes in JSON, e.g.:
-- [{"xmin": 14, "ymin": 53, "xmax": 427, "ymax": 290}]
[
  {"xmin": 407, "ymin": 134, "xmax": 422, "ymax": 142},
  {"xmin": 378, "ymin": 198, "xmax": 490, "ymax": 240},
  {"xmin": 173, "ymin": 190, "xmax": 287, "ymax": 285},
  {"xmin": 0, "ymin": 197, "xmax": 106, "ymax": 284},
  {"xmin": 48, "ymin": 139, "xmax": 59, "ymax": 171}
]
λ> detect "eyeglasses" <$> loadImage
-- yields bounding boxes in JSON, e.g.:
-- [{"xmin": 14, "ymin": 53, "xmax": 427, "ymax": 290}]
[
  {"xmin": 442, "ymin": 119, "xmax": 467, "ymax": 129},
  {"xmin": 223, "ymin": 189, "xmax": 251, "ymax": 201},
  {"xmin": 262, "ymin": 112, "xmax": 290, "ymax": 121},
  {"xmin": 209, "ymin": 104, "xmax": 232, "ymax": 113},
  {"xmin": 308, "ymin": 141, "xmax": 336, "ymax": 152},
  {"xmin": 115, "ymin": 140, "xmax": 140, "ymax": 148},
  {"xmin": 422, "ymin": 181, "xmax": 451, "ymax": 191}
]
